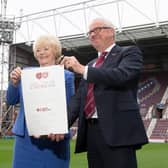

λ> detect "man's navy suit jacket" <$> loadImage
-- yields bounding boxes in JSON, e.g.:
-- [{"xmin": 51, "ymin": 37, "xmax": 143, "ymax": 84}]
[{"xmin": 68, "ymin": 44, "xmax": 148, "ymax": 153}]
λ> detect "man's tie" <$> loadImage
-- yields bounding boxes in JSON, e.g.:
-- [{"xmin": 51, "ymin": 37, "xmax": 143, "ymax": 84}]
[{"xmin": 84, "ymin": 52, "xmax": 107, "ymax": 118}]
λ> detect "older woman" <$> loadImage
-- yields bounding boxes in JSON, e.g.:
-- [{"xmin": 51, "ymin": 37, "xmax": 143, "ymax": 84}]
[{"xmin": 6, "ymin": 35, "xmax": 75, "ymax": 168}]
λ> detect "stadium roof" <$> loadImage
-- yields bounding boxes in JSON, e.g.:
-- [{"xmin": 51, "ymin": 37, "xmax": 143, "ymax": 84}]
[
  {"xmin": 7, "ymin": 0, "xmax": 168, "ymax": 71},
  {"xmin": 7, "ymin": 0, "xmax": 167, "ymax": 43},
  {"xmin": 11, "ymin": 21, "xmax": 168, "ymax": 69},
  {"xmin": 60, "ymin": 21, "xmax": 168, "ymax": 49}
]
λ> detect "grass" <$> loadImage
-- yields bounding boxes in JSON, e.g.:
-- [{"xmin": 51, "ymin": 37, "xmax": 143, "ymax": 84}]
[
  {"xmin": 0, "ymin": 139, "xmax": 168, "ymax": 168},
  {"xmin": 0, "ymin": 139, "xmax": 14, "ymax": 168},
  {"xmin": 137, "ymin": 143, "xmax": 168, "ymax": 168},
  {"xmin": 0, "ymin": 138, "xmax": 87, "ymax": 168}
]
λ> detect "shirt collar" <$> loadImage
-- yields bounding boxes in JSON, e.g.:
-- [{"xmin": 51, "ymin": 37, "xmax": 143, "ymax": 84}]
[{"xmin": 98, "ymin": 43, "xmax": 116, "ymax": 57}]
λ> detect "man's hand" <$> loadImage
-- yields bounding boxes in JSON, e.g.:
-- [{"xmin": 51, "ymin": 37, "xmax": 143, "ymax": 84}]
[
  {"xmin": 33, "ymin": 134, "xmax": 65, "ymax": 142},
  {"xmin": 60, "ymin": 56, "xmax": 85, "ymax": 75},
  {"xmin": 48, "ymin": 133, "xmax": 65, "ymax": 142}
]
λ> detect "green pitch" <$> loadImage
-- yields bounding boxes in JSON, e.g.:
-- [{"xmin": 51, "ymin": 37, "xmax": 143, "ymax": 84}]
[{"xmin": 0, "ymin": 139, "xmax": 168, "ymax": 168}]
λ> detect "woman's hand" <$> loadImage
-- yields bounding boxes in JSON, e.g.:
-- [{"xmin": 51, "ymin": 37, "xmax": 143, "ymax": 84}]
[{"xmin": 10, "ymin": 67, "xmax": 22, "ymax": 86}]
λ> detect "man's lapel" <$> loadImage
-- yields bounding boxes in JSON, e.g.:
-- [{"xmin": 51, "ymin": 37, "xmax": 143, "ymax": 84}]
[{"xmin": 104, "ymin": 45, "xmax": 122, "ymax": 64}]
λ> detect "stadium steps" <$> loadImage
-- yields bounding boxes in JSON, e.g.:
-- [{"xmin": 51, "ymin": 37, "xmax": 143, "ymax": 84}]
[{"xmin": 149, "ymin": 119, "xmax": 168, "ymax": 142}]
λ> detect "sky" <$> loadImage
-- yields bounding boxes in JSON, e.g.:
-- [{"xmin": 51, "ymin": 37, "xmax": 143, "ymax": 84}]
[
  {"xmin": 3, "ymin": 0, "xmax": 167, "ymax": 43},
  {"xmin": 0, "ymin": 0, "xmax": 167, "ymax": 43},
  {"xmin": 5, "ymin": 0, "xmax": 168, "ymax": 20},
  {"xmin": 6, "ymin": 0, "xmax": 90, "ymax": 16}
]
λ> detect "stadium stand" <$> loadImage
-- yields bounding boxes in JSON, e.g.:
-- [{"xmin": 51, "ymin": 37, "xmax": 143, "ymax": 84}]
[
  {"xmin": 138, "ymin": 70, "xmax": 168, "ymax": 142},
  {"xmin": 138, "ymin": 71, "xmax": 168, "ymax": 119},
  {"xmin": 142, "ymin": 119, "xmax": 151, "ymax": 131},
  {"xmin": 150, "ymin": 119, "xmax": 168, "ymax": 142}
]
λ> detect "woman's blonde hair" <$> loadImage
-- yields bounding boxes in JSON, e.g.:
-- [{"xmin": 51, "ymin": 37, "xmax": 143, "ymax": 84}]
[{"xmin": 33, "ymin": 35, "xmax": 62, "ymax": 64}]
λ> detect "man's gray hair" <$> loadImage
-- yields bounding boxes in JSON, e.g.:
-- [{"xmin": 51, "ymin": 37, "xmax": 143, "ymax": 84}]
[
  {"xmin": 90, "ymin": 18, "xmax": 116, "ymax": 39},
  {"xmin": 91, "ymin": 18, "xmax": 115, "ymax": 29}
]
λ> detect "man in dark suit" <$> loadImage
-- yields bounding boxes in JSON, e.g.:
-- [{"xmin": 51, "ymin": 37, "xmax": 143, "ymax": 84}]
[{"xmin": 61, "ymin": 18, "xmax": 148, "ymax": 168}]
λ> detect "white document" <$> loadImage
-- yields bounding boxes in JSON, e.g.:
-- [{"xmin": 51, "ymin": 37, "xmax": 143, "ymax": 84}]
[{"xmin": 21, "ymin": 65, "xmax": 68, "ymax": 136}]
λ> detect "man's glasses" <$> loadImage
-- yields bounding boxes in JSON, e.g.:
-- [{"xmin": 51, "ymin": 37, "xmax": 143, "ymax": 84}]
[{"xmin": 87, "ymin": 26, "xmax": 112, "ymax": 36}]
